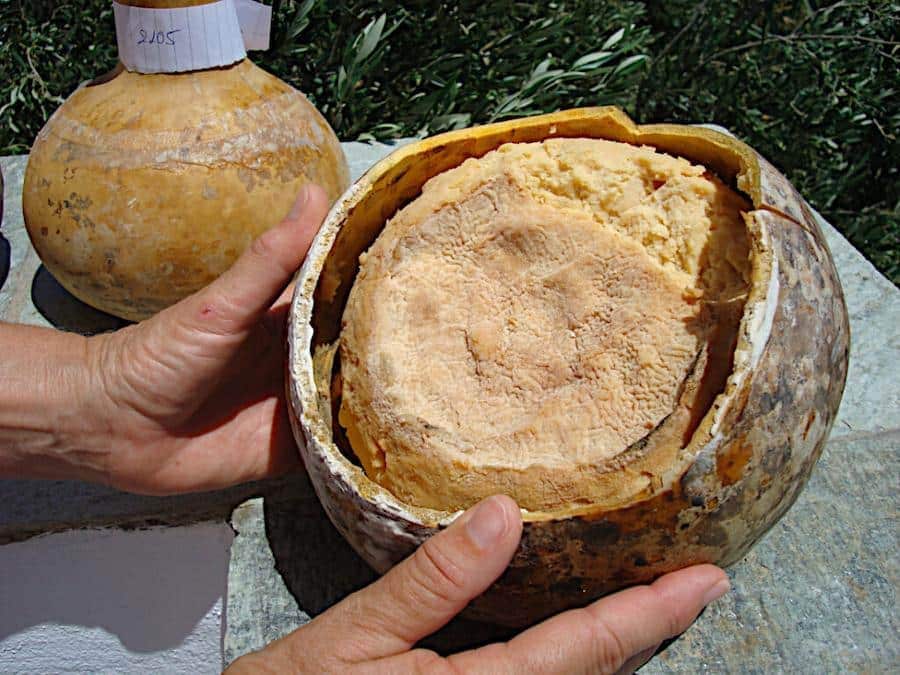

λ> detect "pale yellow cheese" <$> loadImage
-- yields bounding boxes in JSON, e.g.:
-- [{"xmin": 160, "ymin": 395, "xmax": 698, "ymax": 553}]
[{"xmin": 339, "ymin": 138, "xmax": 750, "ymax": 512}]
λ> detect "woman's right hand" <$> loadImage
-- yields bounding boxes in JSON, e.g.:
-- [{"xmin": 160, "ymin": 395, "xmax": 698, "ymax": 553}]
[{"xmin": 227, "ymin": 494, "xmax": 729, "ymax": 674}]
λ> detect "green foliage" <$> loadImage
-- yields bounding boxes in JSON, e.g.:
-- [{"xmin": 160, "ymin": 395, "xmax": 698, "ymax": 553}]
[
  {"xmin": 0, "ymin": 0, "xmax": 896, "ymax": 281},
  {"xmin": 0, "ymin": 1, "xmax": 117, "ymax": 152},
  {"xmin": 260, "ymin": 1, "xmax": 651, "ymax": 139},
  {"xmin": 636, "ymin": 1, "xmax": 899, "ymax": 283}
]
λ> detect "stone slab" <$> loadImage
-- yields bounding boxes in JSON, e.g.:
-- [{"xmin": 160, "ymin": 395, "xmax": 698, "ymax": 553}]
[
  {"xmin": 2, "ymin": 137, "xmax": 898, "ymax": 672},
  {"xmin": 644, "ymin": 431, "xmax": 899, "ymax": 674},
  {"xmin": 216, "ymin": 141, "xmax": 899, "ymax": 669},
  {"xmin": 0, "ymin": 474, "xmax": 293, "ymax": 545},
  {"xmin": 823, "ymin": 233, "xmax": 900, "ymax": 438},
  {"xmin": 225, "ymin": 497, "xmax": 308, "ymax": 663}
]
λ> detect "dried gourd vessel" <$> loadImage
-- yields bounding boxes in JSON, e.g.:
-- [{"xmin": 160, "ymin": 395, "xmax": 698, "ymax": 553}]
[
  {"xmin": 23, "ymin": 0, "xmax": 348, "ymax": 321},
  {"xmin": 287, "ymin": 107, "xmax": 849, "ymax": 627}
]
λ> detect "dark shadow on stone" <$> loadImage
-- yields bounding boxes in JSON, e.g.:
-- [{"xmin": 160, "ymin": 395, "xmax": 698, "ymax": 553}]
[
  {"xmin": 0, "ymin": 233, "xmax": 9, "ymax": 293},
  {"xmin": 636, "ymin": 606, "xmax": 706, "ymax": 671},
  {"xmin": 264, "ymin": 487, "xmax": 515, "ymax": 655},
  {"xmin": 1, "ymin": 166, "xmax": 7, "ymax": 293},
  {"xmin": 31, "ymin": 265, "xmax": 128, "ymax": 335},
  {"xmin": 264, "ymin": 489, "xmax": 377, "ymax": 617}
]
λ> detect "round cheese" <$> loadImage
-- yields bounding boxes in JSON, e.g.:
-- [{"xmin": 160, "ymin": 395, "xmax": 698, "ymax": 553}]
[{"xmin": 339, "ymin": 138, "xmax": 750, "ymax": 512}]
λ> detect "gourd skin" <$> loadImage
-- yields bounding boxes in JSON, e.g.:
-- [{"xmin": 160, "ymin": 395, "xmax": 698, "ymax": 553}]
[{"xmin": 24, "ymin": 59, "xmax": 349, "ymax": 320}]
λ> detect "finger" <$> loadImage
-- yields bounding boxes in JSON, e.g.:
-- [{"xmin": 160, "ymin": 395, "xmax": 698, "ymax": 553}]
[
  {"xmin": 614, "ymin": 643, "xmax": 660, "ymax": 675},
  {"xmin": 271, "ymin": 279, "xmax": 297, "ymax": 312},
  {"xmin": 179, "ymin": 183, "xmax": 330, "ymax": 336},
  {"xmin": 450, "ymin": 564, "xmax": 729, "ymax": 675},
  {"xmin": 312, "ymin": 495, "xmax": 523, "ymax": 662}
]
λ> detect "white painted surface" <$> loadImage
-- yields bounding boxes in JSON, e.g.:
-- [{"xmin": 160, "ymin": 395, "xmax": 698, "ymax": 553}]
[{"xmin": 0, "ymin": 522, "xmax": 232, "ymax": 673}]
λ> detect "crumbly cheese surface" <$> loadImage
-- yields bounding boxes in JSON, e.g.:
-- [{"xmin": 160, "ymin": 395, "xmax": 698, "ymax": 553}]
[{"xmin": 339, "ymin": 138, "xmax": 750, "ymax": 512}]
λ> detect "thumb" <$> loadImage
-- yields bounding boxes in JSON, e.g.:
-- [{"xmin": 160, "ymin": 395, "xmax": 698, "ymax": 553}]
[
  {"xmin": 314, "ymin": 495, "xmax": 523, "ymax": 662},
  {"xmin": 176, "ymin": 183, "xmax": 330, "ymax": 336}
]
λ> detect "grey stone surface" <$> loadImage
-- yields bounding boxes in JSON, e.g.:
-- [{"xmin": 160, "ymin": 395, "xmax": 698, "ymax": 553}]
[
  {"xmin": 644, "ymin": 431, "xmax": 899, "ymax": 674},
  {"xmin": 0, "ymin": 156, "xmax": 34, "ymax": 325},
  {"xmin": 219, "ymin": 141, "xmax": 900, "ymax": 671},
  {"xmin": 822, "ymin": 222, "xmax": 900, "ymax": 438},
  {"xmin": 3, "ymin": 139, "xmax": 898, "ymax": 672},
  {"xmin": 224, "ymin": 495, "xmax": 313, "ymax": 664}
]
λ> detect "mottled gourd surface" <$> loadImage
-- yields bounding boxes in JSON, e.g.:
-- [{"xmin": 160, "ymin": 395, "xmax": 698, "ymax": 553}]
[{"xmin": 339, "ymin": 138, "xmax": 752, "ymax": 512}]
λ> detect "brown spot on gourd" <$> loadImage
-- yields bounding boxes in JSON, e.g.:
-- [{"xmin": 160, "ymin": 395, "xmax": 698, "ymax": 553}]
[
  {"xmin": 602, "ymin": 489, "xmax": 687, "ymax": 533},
  {"xmin": 803, "ymin": 411, "xmax": 817, "ymax": 440},
  {"xmin": 697, "ymin": 522, "xmax": 729, "ymax": 547},
  {"xmin": 717, "ymin": 438, "xmax": 754, "ymax": 486}
]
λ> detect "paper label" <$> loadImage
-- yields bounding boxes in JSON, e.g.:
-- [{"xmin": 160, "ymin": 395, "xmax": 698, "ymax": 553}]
[
  {"xmin": 234, "ymin": 0, "xmax": 272, "ymax": 51},
  {"xmin": 113, "ymin": 0, "xmax": 271, "ymax": 74}
]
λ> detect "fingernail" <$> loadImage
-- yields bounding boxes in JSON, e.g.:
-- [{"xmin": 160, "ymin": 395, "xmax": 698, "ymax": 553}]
[
  {"xmin": 466, "ymin": 497, "xmax": 509, "ymax": 550},
  {"xmin": 702, "ymin": 578, "xmax": 731, "ymax": 605},
  {"xmin": 288, "ymin": 185, "xmax": 311, "ymax": 221}
]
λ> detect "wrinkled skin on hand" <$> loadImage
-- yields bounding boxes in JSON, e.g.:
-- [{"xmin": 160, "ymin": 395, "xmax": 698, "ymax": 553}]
[{"xmin": 87, "ymin": 185, "xmax": 331, "ymax": 495}]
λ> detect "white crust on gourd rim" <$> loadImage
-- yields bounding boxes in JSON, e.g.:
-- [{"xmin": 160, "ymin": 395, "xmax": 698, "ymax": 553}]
[
  {"xmin": 288, "ymin": 173, "xmax": 458, "ymax": 529},
  {"xmin": 710, "ymin": 210, "xmax": 779, "ymax": 438}
]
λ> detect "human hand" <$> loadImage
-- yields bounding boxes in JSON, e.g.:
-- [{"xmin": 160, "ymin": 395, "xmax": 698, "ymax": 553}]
[
  {"xmin": 227, "ymin": 495, "xmax": 730, "ymax": 674},
  {"xmin": 84, "ymin": 184, "xmax": 330, "ymax": 494}
]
